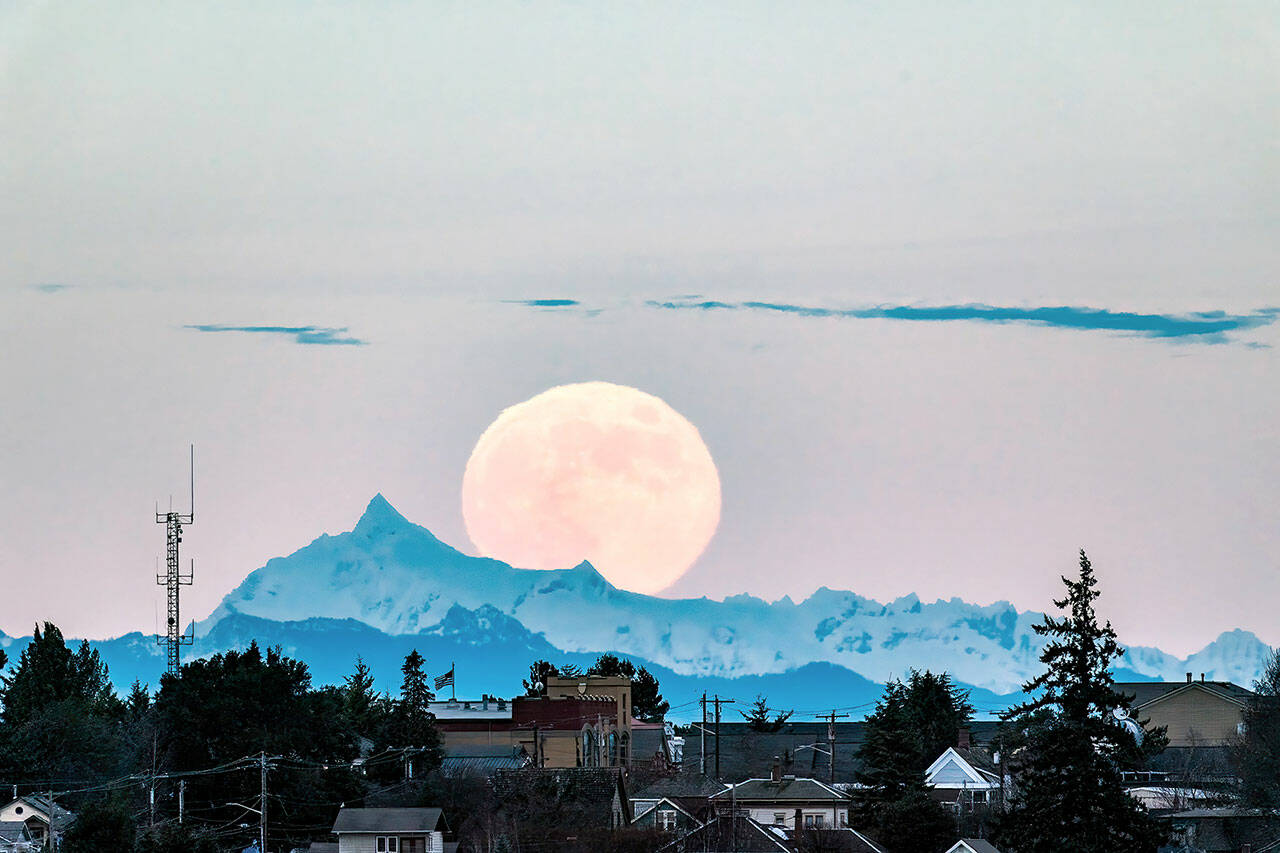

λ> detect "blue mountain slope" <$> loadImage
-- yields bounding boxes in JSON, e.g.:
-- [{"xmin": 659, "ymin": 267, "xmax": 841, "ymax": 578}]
[
  {"xmin": 202, "ymin": 495, "xmax": 1274, "ymax": 695},
  {"xmin": 79, "ymin": 610, "xmax": 1024, "ymax": 723}
]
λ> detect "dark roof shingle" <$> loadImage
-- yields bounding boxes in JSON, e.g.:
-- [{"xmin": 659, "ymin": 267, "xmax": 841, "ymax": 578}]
[{"xmin": 332, "ymin": 807, "xmax": 443, "ymax": 834}]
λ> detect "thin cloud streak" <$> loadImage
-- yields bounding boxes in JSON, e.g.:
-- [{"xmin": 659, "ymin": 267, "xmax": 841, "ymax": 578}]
[
  {"xmin": 647, "ymin": 300, "xmax": 1280, "ymax": 343},
  {"xmin": 506, "ymin": 298, "xmax": 581, "ymax": 308},
  {"xmin": 184, "ymin": 324, "xmax": 367, "ymax": 346}
]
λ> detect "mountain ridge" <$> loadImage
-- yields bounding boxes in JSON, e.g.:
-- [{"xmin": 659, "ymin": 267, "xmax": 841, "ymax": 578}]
[{"xmin": 202, "ymin": 495, "xmax": 1274, "ymax": 695}]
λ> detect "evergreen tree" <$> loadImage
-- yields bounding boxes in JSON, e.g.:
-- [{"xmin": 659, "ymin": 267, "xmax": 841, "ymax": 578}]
[
  {"xmin": 126, "ymin": 680, "xmax": 151, "ymax": 722},
  {"xmin": 389, "ymin": 649, "xmax": 443, "ymax": 772},
  {"xmin": 342, "ymin": 656, "xmax": 382, "ymax": 734},
  {"xmin": 152, "ymin": 642, "xmax": 363, "ymax": 851},
  {"xmin": 903, "ymin": 669, "xmax": 974, "ymax": 765},
  {"xmin": 524, "ymin": 660, "xmax": 558, "ymax": 695},
  {"xmin": 586, "ymin": 654, "xmax": 669, "ymax": 720},
  {"xmin": 631, "ymin": 666, "xmax": 670, "ymax": 722},
  {"xmin": 1234, "ymin": 647, "xmax": 1280, "ymax": 808},
  {"xmin": 740, "ymin": 695, "xmax": 793, "ymax": 732},
  {"xmin": 994, "ymin": 550, "xmax": 1166, "ymax": 853},
  {"xmin": 0, "ymin": 623, "xmax": 127, "ymax": 783},
  {"xmin": 61, "ymin": 795, "xmax": 137, "ymax": 853},
  {"xmin": 852, "ymin": 681, "xmax": 952, "ymax": 853}
]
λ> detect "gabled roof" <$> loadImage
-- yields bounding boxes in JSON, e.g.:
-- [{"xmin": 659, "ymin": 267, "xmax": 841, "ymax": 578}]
[
  {"xmin": 925, "ymin": 748, "xmax": 1001, "ymax": 788},
  {"xmin": 946, "ymin": 840, "xmax": 1004, "ymax": 853},
  {"xmin": 2, "ymin": 795, "xmax": 75, "ymax": 825},
  {"xmin": 634, "ymin": 796, "xmax": 703, "ymax": 825},
  {"xmin": 332, "ymin": 807, "xmax": 444, "ymax": 834},
  {"xmin": 710, "ymin": 777, "xmax": 847, "ymax": 802},
  {"xmin": 660, "ymin": 814, "xmax": 792, "ymax": 852},
  {"xmin": 1115, "ymin": 680, "xmax": 1254, "ymax": 711},
  {"xmin": 0, "ymin": 822, "xmax": 30, "ymax": 843}
]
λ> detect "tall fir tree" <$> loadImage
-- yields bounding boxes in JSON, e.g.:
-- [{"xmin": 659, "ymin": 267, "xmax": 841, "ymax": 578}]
[
  {"xmin": 994, "ymin": 550, "xmax": 1166, "ymax": 853},
  {"xmin": 390, "ymin": 649, "xmax": 443, "ymax": 773},
  {"xmin": 903, "ymin": 669, "xmax": 974, "ymax": 766},
  {"xmin": 0, "ymin": 623, "xmax": 127, "ymax": 782},
  {"xmin": 1234, "ymin": 647, "xmax": 1280, "ymax": 808},
  {"xmin": 853, "ymin": 681, "xmax": 953, "ymax": 853}
]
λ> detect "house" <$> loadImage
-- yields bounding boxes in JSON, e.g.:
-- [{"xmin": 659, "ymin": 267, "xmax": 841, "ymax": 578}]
[
  {"xmin": 330, "ymin": 807, "xmax": 449, "ymax": 853},
  {"xmin": 659, "ymin": 813, "xmax": 793, "ymax": 852},
  {"xmin": 1158, "ymin": 807, "xmax": 1280, "ymax": 853},
  {"xmin": 944, "ymin": 841, "xmax": 1005, "ymax": 853},
  {"xmin": 1127, "ymin": 786, "xmax": 1218, "ymax": 811},
  {"xmin": 631, "ymin": 774, "xmax": 725, "ymax": 832},
  {"xmin": 660, "ymin": 814, "xmax": 886, "ymax": 853},
  {"xmin": 632, "ymin": 796, "xmax": 702, "ymax": 833},
  {"xmin": 0, "ymin": 796, "xmax": 74, "ymax": 849},
  {"xmin": 491, "ymin": 767, "xmax": 632, "ymax": 832},
  {"xmin": 925, "ymin": 745, "xmax": 1004, "ymax": 812},
  {"xmin": 0, "ymin": 822, "xmax": 35, "ymax": 853},
  {"xmin": 1116, "ymin": 676, "xmax": 1254, "ymax": 747},
  {"xmin": 710, "ymin": 769, "xmax": 851, "ymax": 830}
]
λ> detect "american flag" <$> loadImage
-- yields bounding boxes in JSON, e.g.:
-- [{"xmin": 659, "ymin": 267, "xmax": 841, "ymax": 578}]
[{"xmin": 434, "ymin": 666, "xmax": 454, "ymax": 691}]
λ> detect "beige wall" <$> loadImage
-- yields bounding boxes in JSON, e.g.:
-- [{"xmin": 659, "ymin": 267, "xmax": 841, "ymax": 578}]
[
  {"xmin": 1142, "ymin": 688, "xmax": 1244, "ymax": 746},
  {"xmin": 545, "ymin": 676, "xmax": 632, "ymax": 732}
]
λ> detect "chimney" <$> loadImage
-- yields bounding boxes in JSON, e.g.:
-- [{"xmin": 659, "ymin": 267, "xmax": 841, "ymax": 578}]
[
  {"xmin": 1200, "ymin": 673, "xmax": 1205, "ymax": 682},
  {"xmin": 771, "ymin": 757, "xmax": 782, "ymax": 783},
  {"xmin": 957, "ymin": 728, "xmax": 971, "ymax": 750},
  {"xmin": 1186, "ymin": 672, "xmax": 1193, "ymax": 683}
]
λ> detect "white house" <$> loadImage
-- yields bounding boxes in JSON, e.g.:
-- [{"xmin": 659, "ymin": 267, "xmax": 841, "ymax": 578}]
[
  {"xmin": 925, "ymin": 747, "xmax": 1003, "ymax": 812},
  {"xmin": 0, "ymin": 796, "xmax": 73, "ymax": 850},
  {"xmin": 709, "ymin": 772, "xmax": 850, "ymax": 830},
  {"xmin": 330, "ymin": 807, "xmax": 448, "ymax": 853}
]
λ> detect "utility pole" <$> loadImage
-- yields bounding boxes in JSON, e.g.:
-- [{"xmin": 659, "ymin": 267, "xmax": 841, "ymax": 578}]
[
  {"xmin": 149, "ymin": 776, "xmax": 156, "ymax": 828},
  {"xmin": 260, "ymin": 752, "xmax": 268, "ymax": 853},
  {"xmin": 711, "ymin": 695, "xmax": 735, "ymax": 780},
  {"xmin": 819, "ymin": 710, "xmax": 850, "ymax": 784},
  {"xmin": 178, "ymin": 780, "xmax": 185, "ymax": 825},
  {"xmin": 47, "ymin": 787, "xmax": 54, "ymax": 853},
  {"xmin": 699, "ymin": 693, "xmax": 707, "ymax": 776}
]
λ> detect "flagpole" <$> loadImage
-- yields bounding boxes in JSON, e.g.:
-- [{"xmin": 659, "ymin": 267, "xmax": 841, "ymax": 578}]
[{"xmin": 451, "ymin": 661, "xmax": 456, "ymax": 701}]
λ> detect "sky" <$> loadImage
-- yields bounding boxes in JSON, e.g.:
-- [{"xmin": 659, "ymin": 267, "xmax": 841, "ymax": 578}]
[{"xmin": 1, "ymin": 1, "xmax": 1277, "ymax": 657}]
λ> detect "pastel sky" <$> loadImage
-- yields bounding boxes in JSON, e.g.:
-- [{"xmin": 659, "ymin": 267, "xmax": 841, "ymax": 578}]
[{"xmin": 2, "ymin": 2, "xmax": 1277, "ymax": 657}]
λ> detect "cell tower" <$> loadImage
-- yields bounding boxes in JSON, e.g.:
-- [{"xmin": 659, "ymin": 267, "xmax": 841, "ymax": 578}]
[{"xmin": 156, "ymin": 446, "xmax": 195, "ymax": 675}]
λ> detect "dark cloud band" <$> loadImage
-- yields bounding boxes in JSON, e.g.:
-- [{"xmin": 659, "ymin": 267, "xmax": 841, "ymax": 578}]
[
  {"xmin": 647, "ymin": 299, "xmax": 1279, "ymax": 343},
  {"xmin": 185, "ymin": 324, "xmax": 367, "ymax": 346}
]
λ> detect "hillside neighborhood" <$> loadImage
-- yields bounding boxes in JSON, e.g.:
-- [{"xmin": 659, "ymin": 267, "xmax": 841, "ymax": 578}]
[{"xmin": 0, "ymin": 553, "xmax": 1276, "ymax": 853}]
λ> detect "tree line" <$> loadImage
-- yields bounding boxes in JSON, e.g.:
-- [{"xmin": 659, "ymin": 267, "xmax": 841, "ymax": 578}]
[{"xmin": 0, "ymin": 632, "xmax": 450, "ymax": 852}]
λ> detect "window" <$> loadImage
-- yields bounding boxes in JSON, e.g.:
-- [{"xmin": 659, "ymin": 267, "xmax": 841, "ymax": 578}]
[
  {"xmin": 376, "ymin": 837, "xmax": 399, "ymax": 852},
  {"xmin": 803, "ymin": 814, "xmax": 824, "ymax": 828},
  {"xmin": 774, "ymin": 813, "xmax": 787, "ymax": 825},
  {"xmin": 657, "ymin": 809, "xmax": 676, "ymax": 831}
]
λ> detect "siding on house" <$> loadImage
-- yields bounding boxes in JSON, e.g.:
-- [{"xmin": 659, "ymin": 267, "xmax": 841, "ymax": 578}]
[{"xmin": 1144, "ymin": 689, "xmax": 1244, "ymax": 746}]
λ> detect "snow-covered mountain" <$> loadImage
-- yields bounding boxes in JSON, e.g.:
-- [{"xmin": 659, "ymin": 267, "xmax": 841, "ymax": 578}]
[{"xmin": 202, "ymin": 494, "xmax": 1274, "ymax": 696}]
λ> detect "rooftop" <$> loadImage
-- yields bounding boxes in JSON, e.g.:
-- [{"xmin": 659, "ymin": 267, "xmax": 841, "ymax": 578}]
[{"xmin": 332, "ymin": 807, "xmax": 444, "ymax": 834}]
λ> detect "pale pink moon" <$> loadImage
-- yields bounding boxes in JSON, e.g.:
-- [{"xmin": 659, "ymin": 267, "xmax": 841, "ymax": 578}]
[{"xmin": 461, "ymin": 382, "xmax": 722, "ymax": 594}]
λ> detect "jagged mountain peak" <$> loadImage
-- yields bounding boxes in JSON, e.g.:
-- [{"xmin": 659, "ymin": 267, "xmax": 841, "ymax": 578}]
[
  {"xmin": 202, "ymin": 502, "xmax": 1274, "ymax": 695},
  {"xmin": 353, "ymin": 493, "xmax": 411, "ymax": 535}
]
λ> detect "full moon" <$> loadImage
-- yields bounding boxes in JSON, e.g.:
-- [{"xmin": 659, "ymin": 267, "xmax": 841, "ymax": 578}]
[{"xmin": 461, "ymin": 382, "xmax": 722, "ymax": 594}]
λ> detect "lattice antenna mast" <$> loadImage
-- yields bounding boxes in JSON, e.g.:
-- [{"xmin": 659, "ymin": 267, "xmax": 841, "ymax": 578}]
[{"xmin": 156, "ymin": 446, "xmax": 195, "ymax": 675}]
